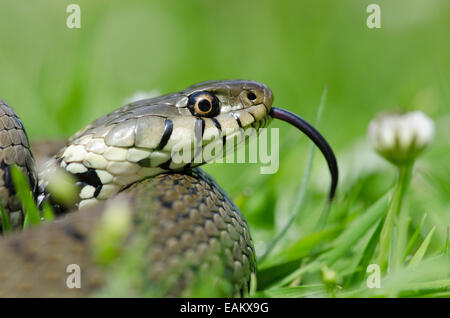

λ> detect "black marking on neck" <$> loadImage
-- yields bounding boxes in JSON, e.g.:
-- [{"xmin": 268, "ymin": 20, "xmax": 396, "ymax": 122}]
[
  {"xmin": 75, "ymin": 168, "xmax": 102, "ymax": 187},
  {"xmin": 94, "ymin": 186, "xmax": 102, "ymax": 197},
  {"xmin": 159, "ymin": 158, "xmax": 172, "ymax": 170},
  {"xmin": 211, "ymin": 118, "xmax": 222, "ymax": 135},
  {"xmin": 74, "ymin": 168, "xmax": 103, "ymax": 198},
  {"xmin": 157, "ymin": 118, "xmax": 173, "ymax": 150}
]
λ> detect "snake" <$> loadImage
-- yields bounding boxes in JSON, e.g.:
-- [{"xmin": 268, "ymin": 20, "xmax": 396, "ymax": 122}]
[{"xmin": 0, "ymin": 80, "xmax": 338, "ymax": 297}]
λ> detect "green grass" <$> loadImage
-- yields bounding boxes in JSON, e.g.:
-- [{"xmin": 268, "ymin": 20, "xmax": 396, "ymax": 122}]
[
  {"xmin": 0, "ymin": 198, "xmax": 12, "ymax": 234},
  {"xmin": 0, "ymin": 166, "xmax": 53, "ymax": 231},
  {"xmin": 0, "ymin": 0, "xmax": 448, "ymax": 297},
  {"xmin": 10, "ymin": 166, "xmax": 41, "ymax": 228}
]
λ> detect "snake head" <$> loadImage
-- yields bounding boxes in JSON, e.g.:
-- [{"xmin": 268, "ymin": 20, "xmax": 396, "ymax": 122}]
[
  {"xmin": 50, "ymin": 80, "xmax": 275, "ymax": 208},
  {"xmin": 182, "ymin": 79, "xmax": 273, "ymax": 115}
]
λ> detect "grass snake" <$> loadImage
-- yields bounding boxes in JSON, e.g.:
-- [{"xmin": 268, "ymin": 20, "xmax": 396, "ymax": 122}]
[{"xmin": 0, "ymin": 80, "xmax": 338, "ymax": 297}]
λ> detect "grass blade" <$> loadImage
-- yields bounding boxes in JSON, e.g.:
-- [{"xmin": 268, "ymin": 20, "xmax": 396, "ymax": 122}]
[
  {"xmin": 392, "ymin": 207, "xmax": 410, "ymax": 270},
  {"xmin": 408, "ymin": 226, "xmax": 436, "ymax": 267},
  {"xmin": 0, "ymin": 198, "xmax": 11, "ymax": 234},
  {"xmin": 345, "ymin": 217, "xmax": 383, "ymax": 288},
  {"xmin": 319, "ymin": 193, "xmax": 389, "ymax": 266},
  {"xmin": 403, "ymin": 213, "xmax": 427, "ymax": 261},
  {"xmin": 10, "ymin": 165, "xmax": 40, "ymax": 227},
  {"xmin": 260, "ymin": 224, "xmax": 341, "ymax": 269},
  {"xmin": 42, "ymin": 201, "xmax": 55, "ymax": 221},
  {"xmin": 377, "ymin": 164, "xmax": 412, "ymax": 272}
]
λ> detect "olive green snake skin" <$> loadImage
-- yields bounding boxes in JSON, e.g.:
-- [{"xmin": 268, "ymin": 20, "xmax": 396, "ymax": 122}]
[{"xmin": 0, "ymin": 80, "xmax": 338, "ymax": 297}]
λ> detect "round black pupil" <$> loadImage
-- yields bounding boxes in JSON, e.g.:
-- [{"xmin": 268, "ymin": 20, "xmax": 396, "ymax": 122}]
[
  {"xmin": 247, "ymin": 92, "xmax": 257, "ymax": 100},
  {"xmin": 198, "ymin": 99, "xmax": 211, "ymax": 112}
]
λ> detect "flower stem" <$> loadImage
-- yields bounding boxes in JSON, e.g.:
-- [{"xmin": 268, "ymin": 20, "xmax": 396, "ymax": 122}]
[{"xmin": 377, "ymin": 163, "xmax": 412, "ymax": 272}]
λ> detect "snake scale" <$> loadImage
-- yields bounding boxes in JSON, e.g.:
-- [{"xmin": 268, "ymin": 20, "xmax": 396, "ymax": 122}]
[{"xmin": 0, "ymin": 80, "xmax": 338, "ymax": 297}]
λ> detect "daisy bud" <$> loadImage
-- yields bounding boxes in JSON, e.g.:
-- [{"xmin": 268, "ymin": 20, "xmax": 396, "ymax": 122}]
[
  {"xmin": 321, "ymin": 265, "xmax": 338, "ymax": 285},
  {"xmin": 368, "ymin": 111, "xmax": 435, "ymax": 165},
  {"xmin": 92, "ymin": 200, "xmax": 132, "ymax": 265}
]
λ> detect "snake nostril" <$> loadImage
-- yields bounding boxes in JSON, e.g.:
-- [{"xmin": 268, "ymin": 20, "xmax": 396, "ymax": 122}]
[{"xmin": 247, "ymin": 92, "xmax": 257, "ymax": 101}]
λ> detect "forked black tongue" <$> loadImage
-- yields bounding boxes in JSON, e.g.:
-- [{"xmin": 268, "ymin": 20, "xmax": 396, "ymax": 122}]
[{"xmin": 269, "ymin": 107, "xmax": 338, "ymax": 200}]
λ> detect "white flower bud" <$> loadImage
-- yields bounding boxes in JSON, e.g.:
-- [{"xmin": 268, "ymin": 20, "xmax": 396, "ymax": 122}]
[
  {"xmin": 91, "ymin": 200, "xmax": 132, "ymax": 265},
  {"xmin": 321, "ymin": 266, "xmax": 338, "ymax": 285},
  {"xmin": 368, "ymin": 111, "xmax": 435, "ymax": 165}
]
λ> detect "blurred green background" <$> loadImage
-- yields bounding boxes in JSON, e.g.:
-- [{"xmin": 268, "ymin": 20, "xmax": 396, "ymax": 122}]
[{"xmin": 0, "ymin": 0, "xmax": 448, "ymax": 258}]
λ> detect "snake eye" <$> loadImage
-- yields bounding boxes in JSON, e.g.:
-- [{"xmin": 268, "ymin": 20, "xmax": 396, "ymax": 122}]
[{"xmin": 188, "ymin": 91, "xmax": 220, "ymax": 117}]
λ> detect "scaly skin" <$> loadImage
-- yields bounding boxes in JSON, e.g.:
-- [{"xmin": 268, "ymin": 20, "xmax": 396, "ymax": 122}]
[
  {"xmin": 0, "ymin": 169, "xmax": 255, "ymax": 297},
  {"xmin": 0, "ymin": 100, "xmax": 38, "ymax": 228}
]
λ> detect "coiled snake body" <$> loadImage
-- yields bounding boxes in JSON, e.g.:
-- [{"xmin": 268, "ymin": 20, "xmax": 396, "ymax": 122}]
[{"xmin": 0, "ymin": 80, "xmax": 338, "ymax": 297}]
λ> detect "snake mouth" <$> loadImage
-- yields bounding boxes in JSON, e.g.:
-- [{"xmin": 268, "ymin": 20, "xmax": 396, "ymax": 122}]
[{"xmin": 269, "ymin": 107, "xmax": 338, "ymax": 200}]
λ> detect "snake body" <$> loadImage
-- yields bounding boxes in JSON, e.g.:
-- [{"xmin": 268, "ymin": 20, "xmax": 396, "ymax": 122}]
[
  {"xmin": 0, "ymin": 169, "xmax": 255, "ymax": 297},
  {"xmin": 0, "ymin": 80, "xmax": 338, "ymax": 297}
]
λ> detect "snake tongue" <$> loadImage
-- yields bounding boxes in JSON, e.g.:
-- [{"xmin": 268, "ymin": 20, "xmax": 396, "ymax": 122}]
[{"xmin": 269, "ymin": 107, "xmax": 338, "ymax": 200}]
